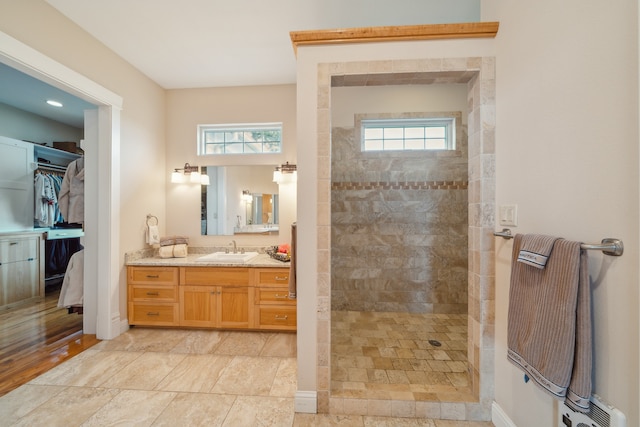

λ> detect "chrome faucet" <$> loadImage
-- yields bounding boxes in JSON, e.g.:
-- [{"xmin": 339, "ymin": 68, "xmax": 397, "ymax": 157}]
[{"xmin": 230, "ymin": 240, "xmax": 237, "ymax": 253}]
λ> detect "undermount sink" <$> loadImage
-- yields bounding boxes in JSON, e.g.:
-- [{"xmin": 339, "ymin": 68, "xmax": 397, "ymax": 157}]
[{"xmin": 196, "ymin": 251, "xmax": 259, "ymax": 264}]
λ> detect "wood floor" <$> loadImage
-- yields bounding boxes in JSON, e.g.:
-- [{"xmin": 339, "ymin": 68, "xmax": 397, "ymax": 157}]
[{"xmin": 0, "ymin": 285, "xmax": 100, "ymax": 397}]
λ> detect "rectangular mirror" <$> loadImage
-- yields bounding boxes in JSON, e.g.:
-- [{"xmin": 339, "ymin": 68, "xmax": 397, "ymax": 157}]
[{"xmin": 201, "ymin": 165, "xmax": 279, "ymax": 235}]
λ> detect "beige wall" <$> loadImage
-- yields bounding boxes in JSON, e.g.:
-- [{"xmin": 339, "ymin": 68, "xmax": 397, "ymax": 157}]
[
  {"xmin": 0, "ymin": 0, "xmax": 167, "ymax": 324},
  {"xmin": 165, "ymin": 84, "xmax": 297, "ymax": 246},
  {"xmin": 485, "ymin": 1, "xmax": 640, "ymax": 426}
]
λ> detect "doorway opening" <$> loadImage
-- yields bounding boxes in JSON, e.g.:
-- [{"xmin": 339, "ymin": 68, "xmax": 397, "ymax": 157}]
[{"xmin": 316, "ymin": 59, "xmax": 496, "ymax": 419}]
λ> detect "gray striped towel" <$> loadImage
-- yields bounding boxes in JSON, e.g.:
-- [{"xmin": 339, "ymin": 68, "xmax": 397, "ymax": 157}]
[
  {"xmin": 507, "ymin": 234, "xmax": 592, "ymax": 413},
  {"xmin": 517, "ymin": 234, "xmax": 560, "ymax": 269}
]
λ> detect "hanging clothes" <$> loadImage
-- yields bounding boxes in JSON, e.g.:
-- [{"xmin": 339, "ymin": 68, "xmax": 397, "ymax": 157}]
[
  {"xmin": 59, "ymin": 157, "xmax": 85, "ymax": 224},
  {"xmin": 34, "ymin": 172, "xmax": 58, "ymax": 227}
]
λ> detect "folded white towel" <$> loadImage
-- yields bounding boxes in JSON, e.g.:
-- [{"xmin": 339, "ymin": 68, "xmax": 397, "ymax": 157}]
[{"xmin": 147, "ymin": 225, "xmax": 160, "ymax": 245}]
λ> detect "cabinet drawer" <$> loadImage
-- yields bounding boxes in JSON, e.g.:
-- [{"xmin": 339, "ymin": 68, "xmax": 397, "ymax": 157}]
[
  {"xmin": 254, "ymin": 268, "xmax": 290, "ymax": 286},
  {"xmin": 128, "ymin": 266, "xmax": 178, "ymax": 285},
  {"xmin": 129, "ymin": 285, "xmax": 178, "ymax": 302},
  {"xmin": 181, "ymin": 267, "xmax": 250, "ymax": 286},
  {"xmin": 255, "ymin": 287, "xmax": 295, "ymax": 305},
  {"xmin": 0, "ymin": 237, "xmax": 38, "ymax": 263},
  {"xmin": 129, "ymin": 303, "xmax": 178, "ymax": 326},
  {"xmin": 257, "ymin": 307, "xmax": 297, "ymax": 329}
]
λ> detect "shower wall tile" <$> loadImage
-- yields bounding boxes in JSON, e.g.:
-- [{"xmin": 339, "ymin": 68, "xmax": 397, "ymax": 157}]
[{"xmin": 331, "ymin": 121, "xmax": 468, "ymax": 314}]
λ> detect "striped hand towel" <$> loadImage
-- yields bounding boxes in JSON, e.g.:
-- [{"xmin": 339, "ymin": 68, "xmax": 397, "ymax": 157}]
[{"xmin": 507, "ymin": 233, "xmax": 592, "ymax": 413}]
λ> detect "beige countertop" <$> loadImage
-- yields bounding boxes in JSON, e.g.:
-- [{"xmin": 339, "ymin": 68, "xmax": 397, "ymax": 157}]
[{"xmin": 126, "ymin": 253, "xmax": 290, "ymax": 268}]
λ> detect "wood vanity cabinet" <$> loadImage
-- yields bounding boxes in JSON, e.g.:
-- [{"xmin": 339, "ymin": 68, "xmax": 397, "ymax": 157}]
[
  {"xmin": 127, "ymin": 264, "xmax": 295, "ymax": 331},
  {"xmin": 179, "ymin": 267, "xmax": 252, "ymax": 329},
  {"xmin": 253, "ymin": 268, "xmax": 296, "ymax": 331},
  {"xmin": 0, "ymin": 233, "xmax": 44, "ymax": 309},
  {"xmin": 127, "ymin": 266, "xmax": 179, "ymax": 326}
]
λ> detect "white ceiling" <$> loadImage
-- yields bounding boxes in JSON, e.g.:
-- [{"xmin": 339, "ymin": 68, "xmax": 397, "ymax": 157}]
[
  {"xmin": 0, "ymin": 1, "xmax": 479, "ymax": 127},
  {"xmin": 45, "ymin": 0, "xmax": 480, "ymax": 89}
]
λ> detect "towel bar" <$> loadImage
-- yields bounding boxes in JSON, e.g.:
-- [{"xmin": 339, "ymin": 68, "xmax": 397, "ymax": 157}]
[{"xmin": 493, "ymin": 228, "xmax": 624, "ymax": 256}]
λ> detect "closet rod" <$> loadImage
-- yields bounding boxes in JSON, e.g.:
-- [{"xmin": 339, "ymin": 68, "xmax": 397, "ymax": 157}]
[
  {"xmin": 37, "ymin": 162, "xmax": 67, "ymax": 172},
  {"xmin": 493, "ymin": 228, "xmax": 624, "ymax": 257}
]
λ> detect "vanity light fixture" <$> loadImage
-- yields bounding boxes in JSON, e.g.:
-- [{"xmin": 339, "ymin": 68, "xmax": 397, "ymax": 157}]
[
  {"xmin": 171, "ymin": 162, "xmax": 210, "ymax": 185},
  {"xmin": 242, "ymin": 190, "xmax": 252, "ymax": 202},
  {"xmin": 272, "ymin": 161, "xmax": 297, "ymax": 184}
]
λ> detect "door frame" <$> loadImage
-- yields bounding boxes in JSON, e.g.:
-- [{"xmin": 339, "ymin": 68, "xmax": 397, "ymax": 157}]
[{"xmin": 0, "ymin": 31, "xmax": 123, "ymax": 339}]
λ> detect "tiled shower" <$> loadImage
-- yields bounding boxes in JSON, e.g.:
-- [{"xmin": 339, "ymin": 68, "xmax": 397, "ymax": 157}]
[{"xmin": 331, "ymin": 112, "xmax": 469, "ymax": 315}]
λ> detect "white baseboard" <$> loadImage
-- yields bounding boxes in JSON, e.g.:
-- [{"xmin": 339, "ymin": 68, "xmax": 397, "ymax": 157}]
[
  {"xmin": 492, "ymin": 401, "xmax": 517, "ymax": 427},
  {"xmin": 119, "ymin": 318, "xmax": 130, "ymax": 335},
  {"xmin": 294, "ymin": 391, "xmax": 317, "ymax": 413}
]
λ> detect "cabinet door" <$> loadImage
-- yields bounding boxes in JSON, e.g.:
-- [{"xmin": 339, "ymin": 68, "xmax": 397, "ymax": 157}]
[
  {"xmin": 0, "ymin": 236, "xmax": 41, "ymax": 307},
  {"xmin": 218, "ymin": 286, "xmax": 252, "ymax": 329},
  {"xmin": 180, "ymin": 285, "xmax": 217, "ymax": 327}
]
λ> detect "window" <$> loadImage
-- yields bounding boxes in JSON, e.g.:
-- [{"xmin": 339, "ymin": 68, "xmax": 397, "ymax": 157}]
[
  {"xmin": 198, "ymin": 123, "xmax": 282, "ymax": 155},
  {"xmin": 361, "ymin": 118, "xmax": 455, "ymax": 152}
]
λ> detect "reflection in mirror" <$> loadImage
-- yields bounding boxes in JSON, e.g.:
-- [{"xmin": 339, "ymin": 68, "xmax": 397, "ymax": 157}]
[{"xmin": 201, "ymin": 165, "xmax": 279, "ymax": 235}]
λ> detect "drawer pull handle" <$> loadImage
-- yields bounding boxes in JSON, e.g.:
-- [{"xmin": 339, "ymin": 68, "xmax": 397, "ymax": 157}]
[
  {"xmin": 9, "ymin": 242, "xmax": 18, "ymax": 246},
  {"xmin": 274, "ymin": 294, "xmax": 287, "ymax": 299},
  {"xmin": 146, "ymin": 275, "xmax": 160, "ymax": 278},
  {"xmin": 274, "ymin": 315, "xmax": 288, "ymax": 321},
  {"xmin": 146, "ymin": 312, "xmax": 160, "ymax": 316},
  {"xmin": 274, "ymin": 276, "xmax": 288, "ymax": 281},
  {"xmin": 146, "ymin": 292, "xmax": 159, "ymax": 296}
]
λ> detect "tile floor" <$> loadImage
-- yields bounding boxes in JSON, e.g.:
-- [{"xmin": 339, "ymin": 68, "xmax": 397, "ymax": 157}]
[
  {"xmin": 0, "ymin": 327, "xmax": 492, "ymax": 426},
  {"xmin": 331, "ymin": 312, "xmax": 473, "ymax": 402}
]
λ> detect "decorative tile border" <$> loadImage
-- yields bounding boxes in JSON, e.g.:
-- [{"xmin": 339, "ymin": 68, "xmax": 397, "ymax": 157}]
[{"xmin": 332, "ymin": 180, "xmax": 468, "ymax": 191}]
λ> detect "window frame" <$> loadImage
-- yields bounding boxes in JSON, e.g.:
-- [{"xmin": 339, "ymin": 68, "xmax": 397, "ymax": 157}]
[
  {"xmin": 360, "ymin": 117, "xmax": 456, "ymax": 152},
  {"xmin": 197, "ymin": 122, "xmax": 283, "ymax": 156}
]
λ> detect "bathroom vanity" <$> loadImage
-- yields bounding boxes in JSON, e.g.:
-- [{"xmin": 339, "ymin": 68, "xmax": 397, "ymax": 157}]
[{"xmin": 126, "ymin": 253, "xmax": 295, "ymax": 331}]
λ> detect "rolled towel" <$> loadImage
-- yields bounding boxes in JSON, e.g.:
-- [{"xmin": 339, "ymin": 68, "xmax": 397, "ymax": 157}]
[
  {"xmin": 173, "ymin": 244, "xmax": 188, "ymax": 258},
  {"xmin": 159, "ymin": 245, "xmax": 174, "ymax": 258}
]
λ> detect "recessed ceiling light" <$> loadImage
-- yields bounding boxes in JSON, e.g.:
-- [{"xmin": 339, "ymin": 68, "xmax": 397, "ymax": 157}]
[{"xmin": 46, "ymin": 100, "xmax": 63, "ymax": 107}]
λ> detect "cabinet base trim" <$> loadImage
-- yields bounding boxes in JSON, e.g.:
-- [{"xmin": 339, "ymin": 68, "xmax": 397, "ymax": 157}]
[{"xmin": 294, "ymin": 391, "xmax": 317, "ymax": 414}]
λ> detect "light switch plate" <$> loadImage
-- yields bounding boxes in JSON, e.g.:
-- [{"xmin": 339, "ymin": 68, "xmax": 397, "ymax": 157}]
[{"xmin": 499, "ymin": 204, "xmax": 518, "ymax": 226}]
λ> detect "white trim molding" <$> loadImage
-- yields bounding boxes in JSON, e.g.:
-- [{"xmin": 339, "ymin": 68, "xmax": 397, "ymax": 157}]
[
  {"xmin": 294, "ymin": 391, "xmax": 318, "ymax": 414},
  {"xmin": 492, "ymin": 401, "xmax": 518, "ymax": 427}
]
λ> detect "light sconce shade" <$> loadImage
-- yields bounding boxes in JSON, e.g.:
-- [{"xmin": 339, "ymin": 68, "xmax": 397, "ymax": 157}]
[
  {"xmin": 171, "ymin": 162, "xmax": 209, "ymax": 185},
  {"xmin": 273, "ymin": 161, "xmax": 297, "ymax": 184},
  {"xmin": 242, "ymin": 190, "xmax": 252, "ymax": 202}
]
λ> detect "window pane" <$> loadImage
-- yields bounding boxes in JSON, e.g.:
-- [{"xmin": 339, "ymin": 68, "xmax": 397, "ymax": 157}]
[
  {"xmin": 206, "ymin": 143, "xmax": 224, "ymax": 154},
  {"xmin": 404, "ymin": 127, "xmax": 424, "ymax": 138},
  {"xmin": 425, "ymin": 139, "xmax": 446, "ymax": 149},
  {"xmin": 245, "ymin": 142, "xmax": 262, "ymax": 153},
  {"xmin": 405, "ymin": 139, "xmax": 425, "ymax": 150},
  {"xmin": 264, "ymin": 142, "xmax": 281, "ymax": 153},
  {"xmin": 225, "ymin": 142, "xmax": 244, "ymax": 153},
  {"xmin": 364, "ymin": 128, "xmax": 383, "ymax": 139},
  {"xmin": 385, "ymin": 139, "xmax": 404, "ymax": 150},
  {"xmin": 425, "ymin": 127, "xmax": 446, "ymax": 138},
  {"xmin": 384, "ymin": 128, "xmax": 403, "ymax": 139}
]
